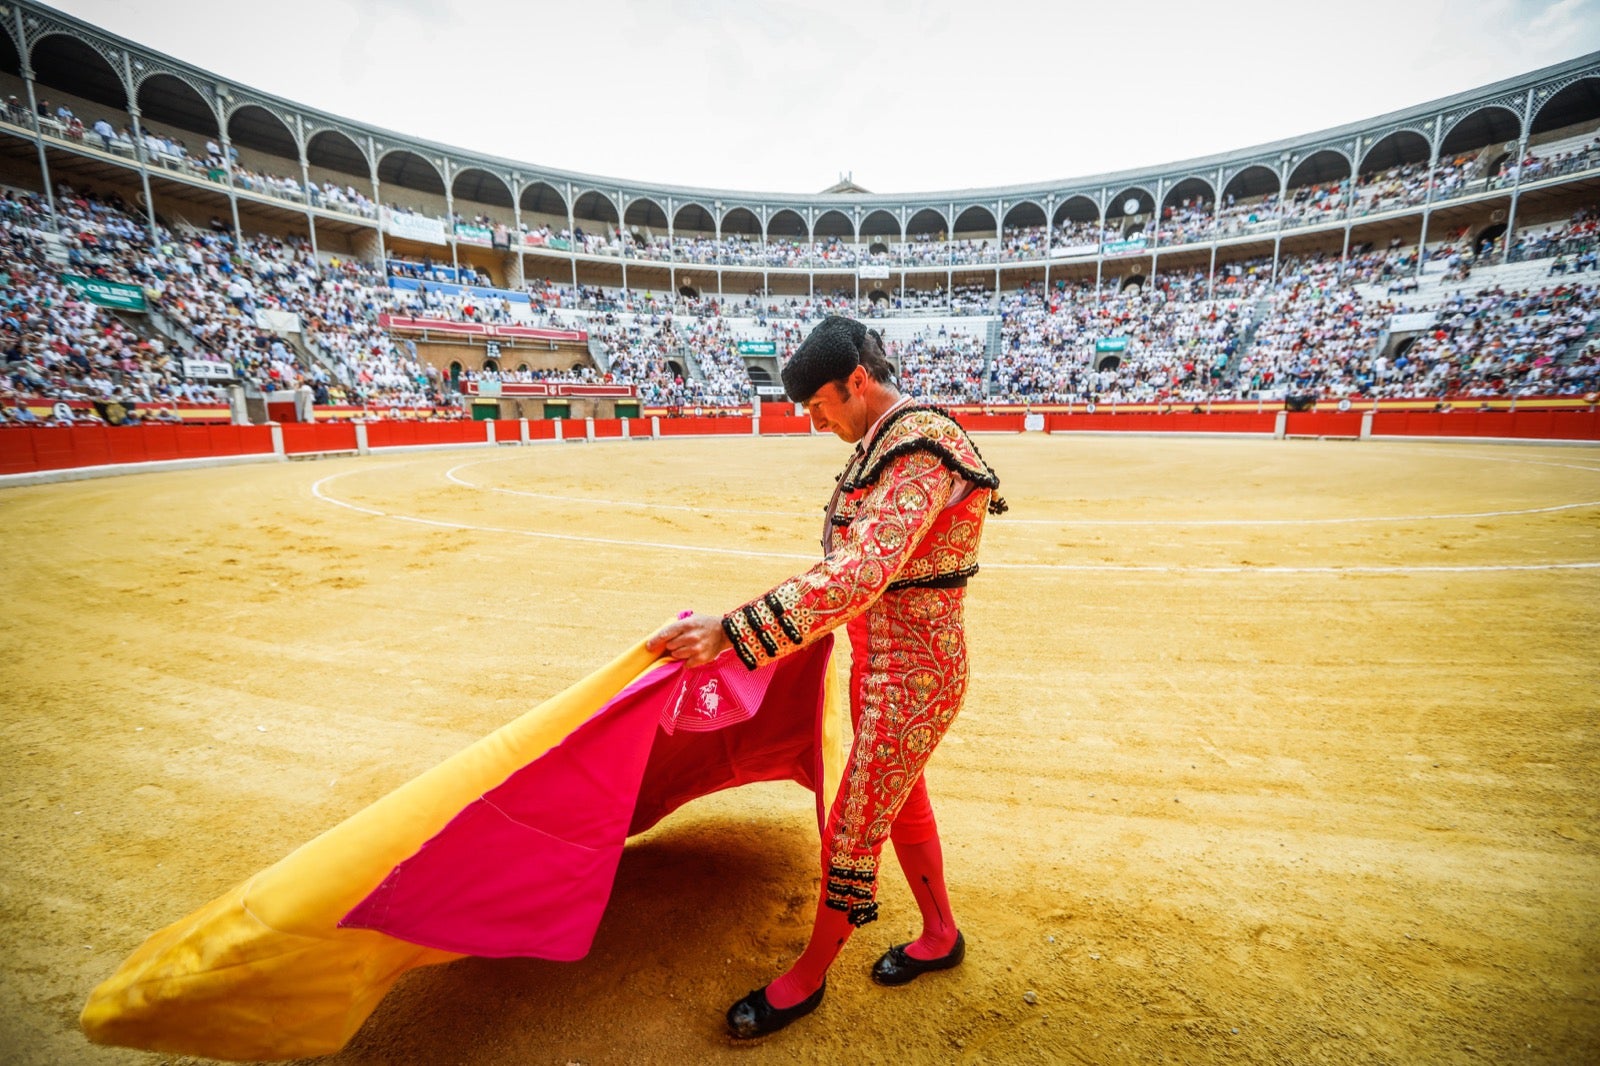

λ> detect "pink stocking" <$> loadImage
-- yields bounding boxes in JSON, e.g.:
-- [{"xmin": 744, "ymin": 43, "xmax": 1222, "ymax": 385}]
[{"xmin": 764, "ymin": 885, "xmax": 856, "ymax": 1008}]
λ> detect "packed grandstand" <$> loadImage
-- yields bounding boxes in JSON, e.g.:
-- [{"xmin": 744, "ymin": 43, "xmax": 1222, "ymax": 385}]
[{"xmin": 1, "ymin": 1, "xmax": 1598, "ymax": 426}]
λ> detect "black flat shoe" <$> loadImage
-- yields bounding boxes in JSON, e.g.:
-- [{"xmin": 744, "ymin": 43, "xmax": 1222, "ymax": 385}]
[
  {"xmin": 725, "ymin": 980, "xmax": 826, "ymax": 1039},
  {"xmin": 871, "ymin": 930, "xmax": 966, "ymax": 986}
]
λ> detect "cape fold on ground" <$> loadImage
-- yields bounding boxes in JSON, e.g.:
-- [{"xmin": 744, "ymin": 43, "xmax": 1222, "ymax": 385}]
[{"xmin": 80, "ymin": 632, "xmax": 843, "ymax": 1061}]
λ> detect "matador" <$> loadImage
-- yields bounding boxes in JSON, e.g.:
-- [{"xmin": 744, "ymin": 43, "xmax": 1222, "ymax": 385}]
[{"xmin": 649, "ymin": 315, "xmax": 1005, "ymax": 1039}]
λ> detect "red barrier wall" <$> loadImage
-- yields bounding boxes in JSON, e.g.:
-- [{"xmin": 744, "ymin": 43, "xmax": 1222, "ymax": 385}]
[
  {"xmin": 758, "ymin": 415, "xmax": 813, "ymax": 435},
  {"xmin": 4, "ymin": 408, "xmax": 1595, "ymax": 479},
  {"xmin": 954, "ymin": 413, "xmax": 1028, "ymax": 433},
  {"xmin": 1371, "ymin": 409, "xmax": 1600, "ymax": 440},
  {"xmin": 658, "ymin": 416, "xmax": 753, "ymax": 436},
  {"xmin": 492, "ymin": 419, "xmax": 523, "ymax": 442},
  {"xmin": 281, "ymin": 422, "xmax": 358, "ymax": 454},
  {"xmin": 0, "ymin": 425, "xmax": 276, "ymax": 474},
  {"xmin": 1046, "ymin": 412, "xmax": 1278, "ymax": 434}
]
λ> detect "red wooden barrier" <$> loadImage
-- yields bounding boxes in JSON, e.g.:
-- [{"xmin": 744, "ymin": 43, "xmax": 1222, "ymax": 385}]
[
  {"xmin": 526, "ymin": 419, "xmax": 557, "ymax": 440},
  {"xmin": 659, "ymin": 416, "xmax": 752, "ymax": 436},
  {"xmin": 1046, "ymin": 412, "xmax": 1277, "ymax": 433},
  {"xmin": 282, "ymin": 423, "xmax": 358, "ymax": 454},
  {"xmin": 953, "ymin": 413, "xmax": 1027, "ymax": 433},
  {"xmin": 758, "ymin": 415, "xmax": 813, "ymax": 435},
  {"xmin": 1369, "ymin": 410, "xmax": 1600, "ymax": 441},
  {"xmin": 592, "ymin": 418, "xmax": 625, "ymax": 438},
  {"xmin": 1284, "ymin": 411, "xmax": 1364, "ymax": 437},
  {"xmin": 492, "ymin": 419, "xmax": 523, "ymax": 443}
]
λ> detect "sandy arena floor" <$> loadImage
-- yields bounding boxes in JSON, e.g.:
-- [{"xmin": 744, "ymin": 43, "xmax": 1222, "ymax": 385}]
[{"xmin": 2, "ymin": 434, "xmax": 1598, "ymax": 1065}]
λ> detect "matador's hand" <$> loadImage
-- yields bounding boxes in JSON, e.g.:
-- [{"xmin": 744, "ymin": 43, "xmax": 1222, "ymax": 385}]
[{"xmin": 646, "ymin": 612, "xmax": 732, "ymax": 667}]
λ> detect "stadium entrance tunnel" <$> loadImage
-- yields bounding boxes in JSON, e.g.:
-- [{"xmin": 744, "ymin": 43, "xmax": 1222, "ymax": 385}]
[
  {"xmin": 869, "ymin": 242, "xmax": 889, "ymax": 256},
  {"xmin": 1096, "ymin": 354, "xmax": 1123, "ymax": 372},
  {"xmin": 1476, "ymin": 223, "xmax": 1507, "ymax": 255},
  {"xmin": 678, "ymin": 284, "xmax": 699, "ymax": 299},
  {"xmin": 1121, "ymin": 274, "xmax": 1147, "ymax": 292},
  {"xmin": 868, "ymin": 289, "xmax": 890, "ymax": 305},
  {"xmin": 666, "ymin": 360, "xmax": 685, "ymax": 379}
]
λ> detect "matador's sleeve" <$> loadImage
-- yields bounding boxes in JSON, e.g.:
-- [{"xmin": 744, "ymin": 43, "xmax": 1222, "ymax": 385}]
[{"xmin": 721, "ymin": 449, "xmax": 956, "ymax": 671}]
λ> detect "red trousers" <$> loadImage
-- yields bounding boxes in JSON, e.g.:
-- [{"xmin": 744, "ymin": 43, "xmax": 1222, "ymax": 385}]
[{"xmin": 820, "ymin": 585, "xmax": 967, "ymax": 924}]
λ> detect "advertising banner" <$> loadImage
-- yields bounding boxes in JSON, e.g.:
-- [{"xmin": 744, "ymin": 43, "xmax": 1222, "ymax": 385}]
[
  {"xmin": 859, "ymin": 265, "xmax": 891, "ymax": 280},
  {"xmin": 454, "ymin": 224, "xmax": 493, "ymax": 243},
  {"xmin": 737, "ymin": 341, "xmax": 777, "ymax": 356},
  {"xmin": 182, "ymin": 358, "xmax": 235, "ymax": 381},
  {"xmin": 59, "ymin": 273, "xmax": 146, "ymax": 311},
  {"xmin": 1055, "ymin": 243, "xmax": 1099, "ymax": 258},
  {"xmin": 1095, "ymin": 337, "xmax": 1130, "ymax": 353},
  {"xmin": 1101, "ymin": 238, "xmax": 1147, "ymax": 257},
  {"xmin": 383, "ymin": 208, "xmax": 447, "ymax": 245}
]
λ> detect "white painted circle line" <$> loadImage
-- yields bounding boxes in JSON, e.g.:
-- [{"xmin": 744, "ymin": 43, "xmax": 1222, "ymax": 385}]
[
  {"xmin": 443, "ymin": 456, "xmax": 1600, "ymax": 527},
  {"xmin": 311, "ymin": 469, "xmax": 1600, "ymax": 576}
]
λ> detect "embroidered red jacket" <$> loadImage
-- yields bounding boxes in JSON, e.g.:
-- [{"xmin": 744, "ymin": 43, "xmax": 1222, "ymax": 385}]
[{"xmin": 722, "ymin": 405, "xmax": 1004, "ymax": 671}]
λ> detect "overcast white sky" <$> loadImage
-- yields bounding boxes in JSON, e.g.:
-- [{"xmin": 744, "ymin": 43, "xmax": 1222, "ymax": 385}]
[{"xmin": 50, "ymin": 0, "xmax": 1600, "ymax": 195}]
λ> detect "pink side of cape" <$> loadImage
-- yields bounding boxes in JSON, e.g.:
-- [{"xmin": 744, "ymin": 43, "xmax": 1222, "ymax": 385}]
[{"xmin": 338, "ymin": 641, "xmax": 832, "ymax": 959}]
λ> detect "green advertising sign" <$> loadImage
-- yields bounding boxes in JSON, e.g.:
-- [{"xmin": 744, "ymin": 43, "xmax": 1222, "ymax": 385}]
[
  {"xmin": 1095, "ymin": 337, "xmax": 1129, "ymax": 353},
  {"xmin": 59, "ymin": 273, "xmax": 146, "ymax": 312},
  {"xmin": 1100, "ymin": 238, "xmax": 1147, "ymax": 257},
  {"xmin": 737, "ymin": 341, "xmax": 777, "ymax": 356}
]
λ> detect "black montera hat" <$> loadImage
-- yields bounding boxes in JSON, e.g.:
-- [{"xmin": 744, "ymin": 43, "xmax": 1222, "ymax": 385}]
[{"xmin": 781, "ymin": 315, "xmax": 866, "ymax": 403}]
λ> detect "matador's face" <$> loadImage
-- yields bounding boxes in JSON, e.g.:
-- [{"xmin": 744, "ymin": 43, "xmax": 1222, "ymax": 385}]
[{"xmin": 801, "ymin": 369, "xmax": 870, "ymax": 444}]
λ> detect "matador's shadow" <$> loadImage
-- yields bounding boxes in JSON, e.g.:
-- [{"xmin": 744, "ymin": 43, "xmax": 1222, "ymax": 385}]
[{"xmin": 301, "ymin": 810, "xmax": 819, "ymax": 1064}]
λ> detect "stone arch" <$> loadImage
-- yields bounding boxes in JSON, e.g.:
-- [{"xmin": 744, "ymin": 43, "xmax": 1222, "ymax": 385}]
[
  {"xmin": 519, "ymin": 180, "xmax": 566, "ymax": 217},
  {"xmin": 231, "ymin": 105, "xmax": 302, "ymax": 164},
  {"xmin": 1359, "ymin": 129, "xmax": 1432, "ymax": 176},
  {"xmin": 767, "ymin": 208, "xmax": 806, "ymax": 240},
  {"xmin": 905, "ymin": 207, "xmax": 947, "ymax": 239},
  {"xmin": 377, "ymin": 148, "xmax": 447, "ymax": 196},
  {"xmin": 1474, "ymin": 221, "xmax": 1507, "ymax": 254},
  {"xmin": 622, "ymin": 195, "xmax": 667, "ymax": 229},
  {"xmin": 1162, "ymin": 176, "xmax": 1214, "ymax": 212},
  {"xmin": 29, "ymin": 33, "xmax": 127, "ymax": 112},
  {"xmin": 860, "ymin": 209, "xmax": 900, "ymax": 240},
  {"xmin": 1222, "ymin": 164, "xmax": 1281, "ymax": 203},
  {"xmin": 572, "ymin": 191, "xmax": 621, "ymax": 235},
  {"xmin": 304, "ymin": 126, "xmax": 368, "ymax": 179},
  {"xmin": 1441, "ymin": 105, "xmax": 1521, "ymax": 158},
  {"xmin": 0, "ymin": 21, "xmax": 19, "ymax": 78},
  {"xmin": 1053, "ymin": 195, "xmax": 1100, "ymax": 227},
  {"xmin": 1003, "ymin": 201, "xmax": 1047, "ymax": 230},
  {"xmin": 672, "ymin": 202, "xmax": 716, "ymax": 236},
  {"xmin": 1107, "ymin": 186, "xmax": 1155, "ymax": 221},
  {"xmin": 1285, "ymin": 150, "xmax": 1350, "ymax": 190},
  {"xmin": 135, "ymin": 71, "xmax": 217, "ymax": 139},
  {"xmin": 452, "ymin": 167, "xmax": 514, "ymax": 210},
  {"xmin": 952, "ymin": 205, "xmax": 997, "ymax": 237},
  {"xmin": 1107, "ymin": 187, "xmax": 1155, "ymax": 219},
  {"xmin": 814, "ymin": 209, "xmax": 853, "ymax": 240},
  {"xmin": 1532, "ymin": 76, "xmax": 1600, "ymax": 138},
  {"xmin": 720, "ymin": 206, "xmax": 760, "ymax": 237}
]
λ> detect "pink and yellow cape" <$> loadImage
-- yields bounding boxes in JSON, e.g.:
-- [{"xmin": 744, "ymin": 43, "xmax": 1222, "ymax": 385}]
[{"xmin": 80, "ymin": 633, "xmax": 845, "ymax": 1061}]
